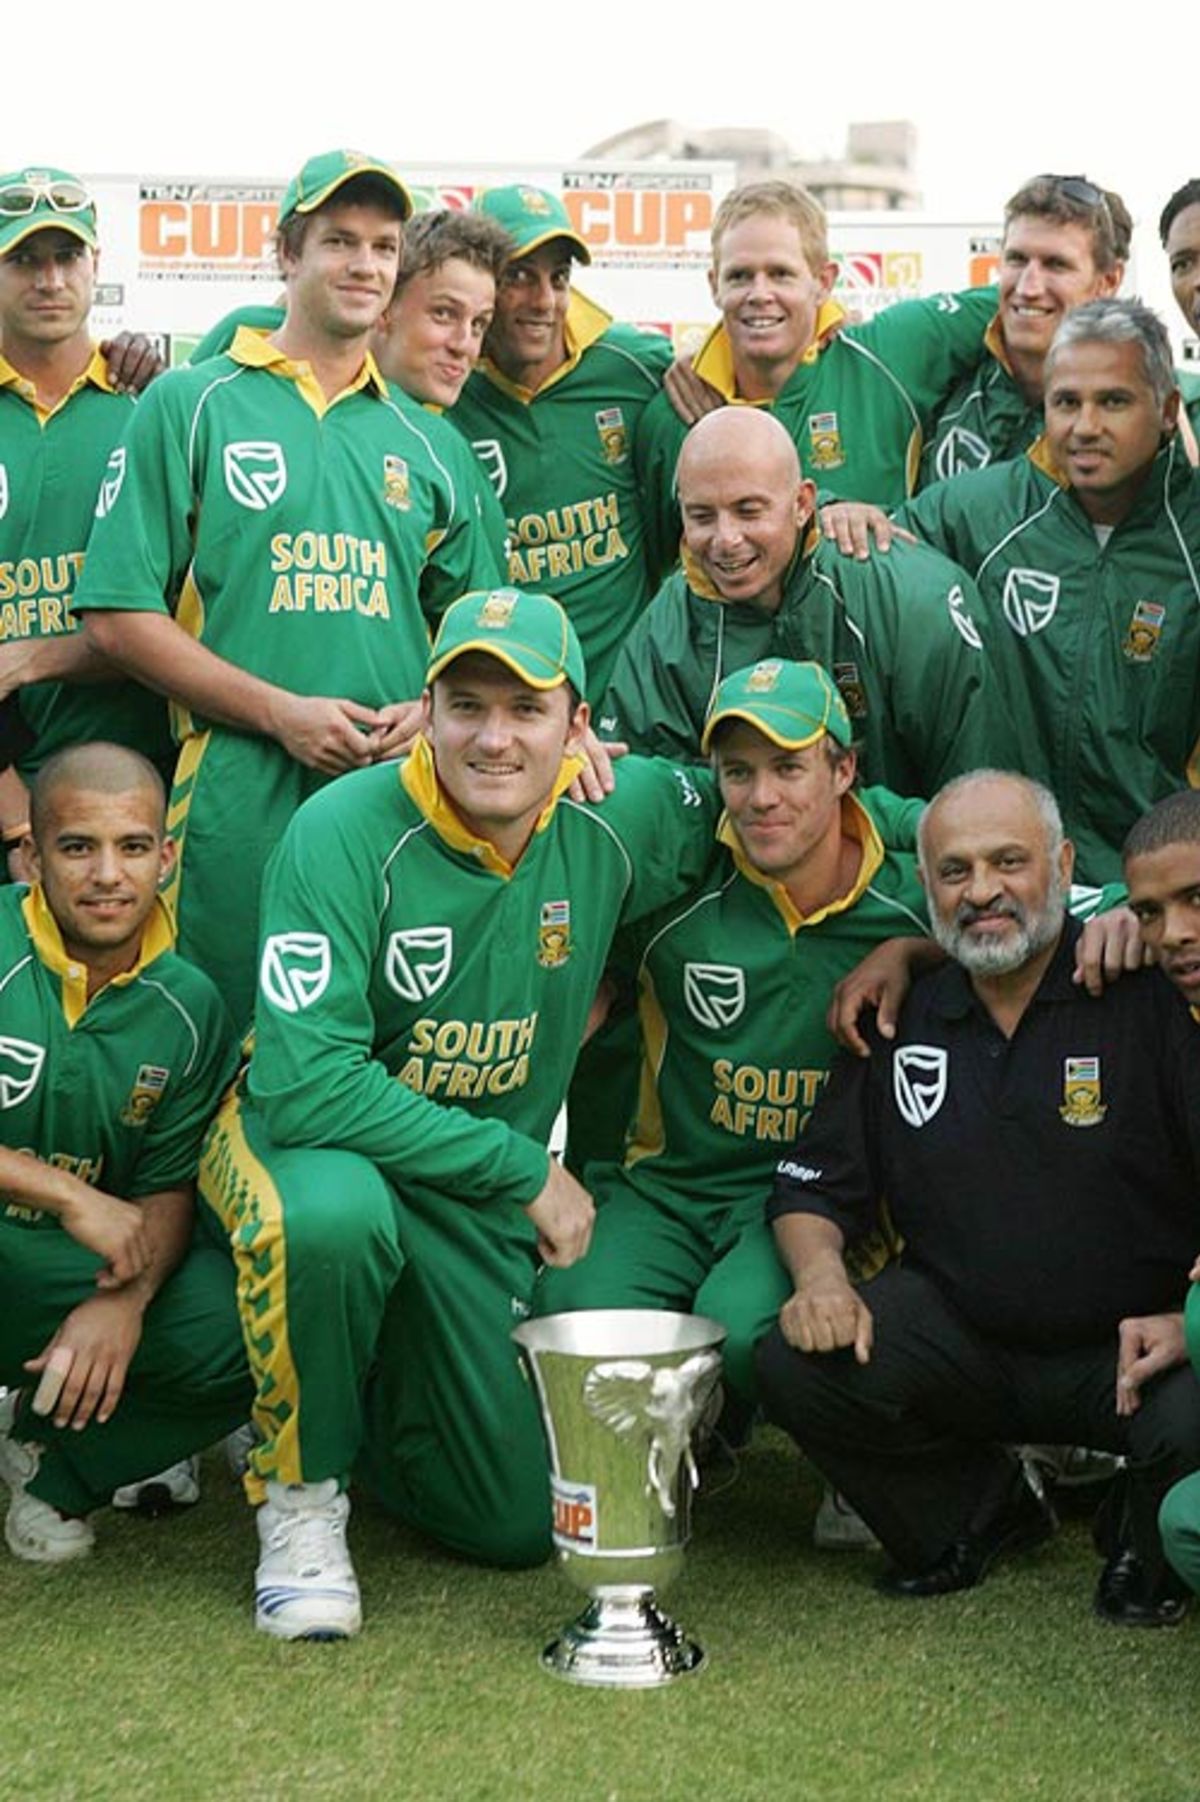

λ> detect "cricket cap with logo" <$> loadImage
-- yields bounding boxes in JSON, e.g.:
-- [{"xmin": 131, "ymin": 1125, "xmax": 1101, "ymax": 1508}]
[
  {"xmin": 474, "ymin": 185, "xmax": 591, "ymax": 265},
  {"xmin": 278, "ymin": 150, "xmax": 413, "ymax": 226},
  {"xmin": 427, "ymin": 589, "xmax": 587, "ymax": 694},
  {"xmin": 701, "ymin": 658, "xmax": 853, "ymax": 753},
  {"xmin": 0, "ymin": 167, "xmax": 98, "ymax": 258}
]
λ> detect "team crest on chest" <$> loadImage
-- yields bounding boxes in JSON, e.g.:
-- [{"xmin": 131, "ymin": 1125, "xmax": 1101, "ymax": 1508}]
[
  {"xmin": 0, "ymin": 1036, "xmax": 45, "ymax": 1108},
  {"xmin": 120, "ymin": 1063, "xmax": 170, "ymax": 1128},
  {"xmin": 386, "ymin": 927, "xmax": 453, "ymax": 1000},
  {"xmin": 807, "ymin": 411, "xmax": 845, "ymax": 472},
  {"xmin": 224, "ymin": 441, "xmax": 288, "ymax": 511},
  {"xmin": 383, "ymin": 454, "xmax": 410, "ymax": 511},
  {"xmin": 1059, "ymin": 1055, "xmax": 1106, "ymax": 1128},
  {"xmin": 683, "ymin": 963, "xmax": 746, "ymax": 1029},
  {"xmin": 595, "ymin": 406, "xmax": 628, "ymax": 466},
  {"xmin": 538, "ymin": 900, "xmax": 572, "ymax": 968},
  {"xmin": 1122, "ymin": 600, "xmax": 1165, "ymax": 663}
]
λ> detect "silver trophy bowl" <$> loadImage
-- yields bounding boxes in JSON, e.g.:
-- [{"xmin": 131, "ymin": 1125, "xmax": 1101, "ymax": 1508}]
[{"xmin": 513, "ymin": 1308, "xmax": 726, "ymax": 1688}]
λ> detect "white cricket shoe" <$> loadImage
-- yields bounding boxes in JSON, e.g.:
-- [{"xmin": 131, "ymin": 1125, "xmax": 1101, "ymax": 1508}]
[
  {"xmin": 0, "ymin": 1394, "xmax": 94, "ymax": 1564},
  {"xmin": 255, "ymin": 1479, "xmax": 362, "ymax": 1640},
  {"xmin": 112, "ymin": 1456, "xmax": 201, "ymax": 1513},
  {"xmin": 813, "ymin": 1485, "xmax": 881, "ymax": 1552}
]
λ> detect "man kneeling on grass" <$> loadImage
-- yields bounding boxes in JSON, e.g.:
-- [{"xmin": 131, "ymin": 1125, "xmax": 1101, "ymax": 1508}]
[{"xmin": 0, "ymin": 743, "xmax": 249, "ymax": 1561}]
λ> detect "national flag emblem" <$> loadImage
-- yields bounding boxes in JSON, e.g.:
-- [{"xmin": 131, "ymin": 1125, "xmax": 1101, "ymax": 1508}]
[
  {"xmin": 808, "ymin": 411, "xmax": 845, "ymax": 471},
  {"xmin": 0, "ymin": 1036, "xmax": 46, "ymax": 1109},
  {"xmin": 260, "ymin": 932, "xmax": 332, "ymax": 1013},
  {"xmin": 1122, "ymin": 600, "xmax": 1165, "ymax": 664},
  {"xmin": 94, "ymin": 447, "xmax": 126, "ymax": 519},
  {"xmin": 595, "ymin": 406, "xmax": 627, "ymax": 466},
  {"xmin": 538, "ymin": 900, "xmax": 572, "ymax": 968},
  {"xmin": 1060, "ymin": 1055, "xmax": 1106, "ymax": 1127},
  {"xmin": 223, "ymin": 441, "xmax": 288, "ymax": 511},
  {"xmin": 683, "ymin": 963, "xmax": 746, "ymax": 1029},
  {"xmin": 893, "ymin": 1044, "xmax": 948, "ymax": 1128},
  {"xmin": 385, "ymin": 927, "xmax": 453, "ymax": 1001},
  {"xmin": 477, "ymin": 590, "xmax": 518, "ymax": 629},
  {"xmin": 383, "ymin": 454, "xmax": 410, "ymax": 511},
  {"xmin": 120, "ymin": 1062, "xmax": 170, "ymax": 1127},
  {"xmin": 747, "ymin": 660, "xmax": 783, "ymax": 693}
]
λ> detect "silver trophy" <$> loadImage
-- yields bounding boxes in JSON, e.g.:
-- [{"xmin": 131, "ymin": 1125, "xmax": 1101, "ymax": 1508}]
[{"xmin": 512, "ymin": 1308, "xmax": 726, "ymax": 1688}]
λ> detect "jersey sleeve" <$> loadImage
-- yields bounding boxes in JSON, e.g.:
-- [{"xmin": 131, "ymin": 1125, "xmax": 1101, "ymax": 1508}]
[
  {"xmin": 597, "ymin": 579, "xmax": 706, "ymax": 759},
  {"xmin": 860, "ymin": 286, "xmax": 998, "ymax": 427},
  {"xmin": 856, "ymin": 785, "xmax": 924, "ymax": 851},
  {"xmin": 575, "ymin": 756, "xmax": 721, "ymax": 924},
  {"xmin": 633, "ymin": 390, "xmax": 688, "ymax": 593},
  {"xmin": 72, "ymin": 373, "xmax": 201, "ymax": 618},
  {"xmin": 415, "ymin": 428, "xmax": 508, "ymax": 624},
  {"xmin": 127, "ymin": 979, "xmax": 240, "ymax": 1197},
  {"xmin": 891, "ymin": 469, "xmax": 988, "ymax": 566},
  {"xmin": 247, "ymin": 794, "xmax": 550, "ymax": 1207},
  {"xmin": 768, "ymin": 1034, "xmax": 883, "ymax": 1240},
  {"xmin": 187, "ymin": 306, "xmax": 283, "ymax": 363}
]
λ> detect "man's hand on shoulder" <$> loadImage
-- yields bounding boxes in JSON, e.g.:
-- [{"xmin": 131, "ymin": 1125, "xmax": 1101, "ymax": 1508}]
[
  {"xmin": 828, "ymin": 936, "xmax": 944, "ymax": 1057},
  {"xmin": 819, "ymin": 501, "xmax": 915, "ymax": 561},
  {"xmin": 1072, "ymin": 905, "xmax": 1146, "ymax": 998},
  {"xmin": 524, "ymin": 1158, "xmax": 595, "ymax": 1268},
  {"xmin": 663, "ymin": 353, "xmax": 724, "ymax": 427},
  {"xmin": 567, "ymin": 726, "xmax": 627, "ymax": 804},
  {"xmin": 99, "ymin": 332, "xmax": 165, "ymax": 395}
]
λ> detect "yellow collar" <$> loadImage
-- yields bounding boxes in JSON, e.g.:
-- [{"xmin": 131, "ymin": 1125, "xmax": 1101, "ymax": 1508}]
[
  {"xmin": 22, "ymin": 885, "xmax": 176, "ymax": 1028},
  {"xmin": 983, "ymin": 313, "xmax": 1015, "ymax": 376},
  {"xmin": 229, "ymin": 325, "xmax": 386, "ymax": 417},
  {"xmin": 0, "ymin": 342, "xmax": 115, "ymax": 423},
  {"xmin": 477, "ymin": 288, "xmax": 612, "ymax": 403},
  {"xmin": 1026, "ymin": 432, "xmax": 1070, "ymax": 487},
  {"xmin": 718, "ymin": 791, "xmax": 883, "ymax": 934},
  {"xmin": 400, "ymin": 733, "xmax": 585, "ymax": 877},
  {"xmin": 692, "ymin": 299, "xmax": 847, "ymax": 401}
]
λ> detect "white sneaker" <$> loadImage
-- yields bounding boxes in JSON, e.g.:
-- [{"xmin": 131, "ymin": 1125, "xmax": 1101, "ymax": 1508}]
[
  {"xmin": 112, "ymin": 1456, "xmax": 201, "ymax": 1513},
  {"xmin": 813, "ymin": 1486, "xmax": 881, "ymax": 1552},
  {"xmin": 254, "ymin": 1479, "xmax": 362, "ymax": 1640},
  {"xmin": 0, "ymin": 1395, "xmax": 94, "ymax": 1564}
]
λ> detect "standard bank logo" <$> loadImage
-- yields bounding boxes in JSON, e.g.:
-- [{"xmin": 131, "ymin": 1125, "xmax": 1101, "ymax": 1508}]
[
  {"xmin": 224, "ymin": 441, "xmax": 288, "ymax": 511},
  {"xmin": 94, "ymin": 447, "xmax": 126, "ymax": 519},
  {"xmin": 1002, "ymin": 567, "xmax": 1060, "ymax": 637},
  {"xmin": 0, "ymin": 1036, "xmax": 46, "ymax": 1108},
  {"xmin": 260, "ymin": 933, "xmax": 331, "ymax": 1013},
  {"xmin": 0, "ymin": 463, "xmax": 8, "ymax": 520},
  {"xmin": 683, "ymin": 963, "xmax": 746, "ymax": 1029},
  {"xmin": 893, "ymin": 1044, "xmax": 948, "ymax": 1128},
  {"xmin": 946, "ymin": 583, "xmax": 983, "ymax": 650},
  {"xmin": 385, "ymin": 928, "xmax": 453, "ymax": 1001},
  {"xmin": 472, "ymin": 439, "xmax": 508, "ymax": 500},
  {"xmin": 934, "ymin": 427, "xmax": 991, "ymax": 482}
]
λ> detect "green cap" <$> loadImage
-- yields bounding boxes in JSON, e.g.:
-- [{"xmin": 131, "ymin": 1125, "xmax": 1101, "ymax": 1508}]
[
  {"xmin": 278, "ymin": 150, "xmax": 413, "ymax": 226},
  {"xmin": 427, "ymin": 589, "xmax": 587, "ymax": 694},
  {"xmin": 474, "ymin": 185, "xmax": 591, "ymax": 265},
  {"xmin": 0, "ymin": 167, "xmax": 97, "ymax": 257},
  {"xmin": 701, "ymin": 659, "xmax": 852, "ymax": 754}
]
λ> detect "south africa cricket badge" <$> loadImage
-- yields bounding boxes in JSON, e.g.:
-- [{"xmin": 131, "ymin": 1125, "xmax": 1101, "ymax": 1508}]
[
  {"xmin": 1059, "ymin": 1055, "xmax": 1107, "ymax": 1128},
  {"xmin": 383, "ymin": 455, "xmax": 411, "ymax": 511},
  {"xmin": 595, "ymin": 406, "xmax": 628, "ymax": 466},
  {"xmin": 746, "ymin": 660, "xmax": 783, "ymax": 693},
  {"xmin": 120, "ymin": 1063, "xmax": 170, "ymax": 1127},
  {"xmin": 807, "ymin": 411, "xmax": 845, "ymax": 471},
  {"xmin": 833, "ymin": 661, "xmax": 869, "ymax": 720},
  {"xmin": 538, "ymin": 899, "xmax": 572, "ymax": 968},
  {"xmin": 1122, "ymin": 600, "xmax": 1165, "ymax": 663}
]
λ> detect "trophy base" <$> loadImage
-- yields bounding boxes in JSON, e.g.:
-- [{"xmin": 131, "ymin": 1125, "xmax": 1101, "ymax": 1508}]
[{"xmin": 541, "ymin": 1588, "xmax": 706, "ymax": 1688}]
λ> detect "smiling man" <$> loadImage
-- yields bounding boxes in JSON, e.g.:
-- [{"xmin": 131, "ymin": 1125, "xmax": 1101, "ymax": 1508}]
[
  {"xmin": 892, "ymin": 298, "xmax": 1200, "ymax": 883},
  {"xmin": 757, "ymin": 769, "xmax": 1200, "ymax": 1626},
  {"xmin": 0, "ymin": 742, "xmax": 248, "ymax": 1563},
  {"xmin": 73, "ymin": 151, "xmax": 502, "ymax": 1031},
  {"xmin": 602, "ymin": 407, "xmax": 1008, "ymax": 791},
  {"xmin": 196, "ymin": 587, "xmax": 726, "ymax": 1639}
]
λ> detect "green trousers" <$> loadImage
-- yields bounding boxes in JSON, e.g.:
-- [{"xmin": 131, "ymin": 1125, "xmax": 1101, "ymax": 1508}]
[
  {"xmin": 200, "ymin": 1092, "xmax": 552, "ymax": 1568},
  {"xmin": 1161, "ymin": 1281, "xmax": 1200, "ymax": 1593},
  {"xmin": 0, "ymin": 1215, "xmax": 251, "ymax": 1517},
  {"xmin": 534, "ymin": 1166, "xmax": 790, "ymax": 1403}
]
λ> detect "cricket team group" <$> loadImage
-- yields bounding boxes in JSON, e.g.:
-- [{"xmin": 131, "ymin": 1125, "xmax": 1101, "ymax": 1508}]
[{"xmin": 5, "ymin": 145, "xmax": 1200, "ymax": 1641}]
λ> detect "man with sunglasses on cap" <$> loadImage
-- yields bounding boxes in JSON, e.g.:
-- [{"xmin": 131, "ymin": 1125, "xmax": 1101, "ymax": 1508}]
[
  {"xmin": 197, "ymin": 587, "xmax": 731, "ymax": 1638},
  {"xmin": 537, "ymin": 658, "xmax": 925, "ymax": 1430},
  {"xmin": 74, "ymin": 151, "xmax": 503, "ymax": 1032},
  {"xmin": 450, "ymin": 185, "xmax": 673, "ymax": 705},
  {"xmin": 0, "ymin": 167, "xmax": 174, "ymax": 880}
]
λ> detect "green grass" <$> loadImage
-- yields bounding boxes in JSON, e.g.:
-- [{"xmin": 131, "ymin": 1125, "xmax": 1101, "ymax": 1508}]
[{"xmin": 2, "ymin": 1433, "xmax": 1194, "ymax": 1802}]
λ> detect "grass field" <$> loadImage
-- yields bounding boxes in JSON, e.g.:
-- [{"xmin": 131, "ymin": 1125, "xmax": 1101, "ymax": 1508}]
[{"xmin": 2, "ymin": 1432, "xmax": 1194, "ymax": 1802}]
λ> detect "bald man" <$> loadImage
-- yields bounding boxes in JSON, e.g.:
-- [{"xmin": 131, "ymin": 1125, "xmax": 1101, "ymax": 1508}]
[
  {"xmin": 600, "ymin": 409, "xmax": 1010, "ymax": 792},
  {"xmin": 0, "ymin": 742, "xmax": 249, "ymax": 1563}
]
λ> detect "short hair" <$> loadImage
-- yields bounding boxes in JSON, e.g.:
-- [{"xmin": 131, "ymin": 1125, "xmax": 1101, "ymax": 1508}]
[
  {"xmin": 708, "ymin": 719, "xmax": 855, "ymax": 774},
  {"xmin": 396, "ymin": 209, "xmax": 512, "ymax": 293},
  {"xmin": 916, "ymin": 770, "xmax": 1064, "ymax": 878},
  {"xmin": 30, "ymin": 742, "xmax": 165, "ymax": 842},
  {"xmin": 1044, "ymin": 298, "xmax": 1177, "ymax": 410},
  {"xmin": 1123, "ymin": 789, "xmax": 1200, "ymax": 862},
  {"xmin": 1004, "ymin": 174, "xmax": 1129, "ymax": 271},
  {"xmin": 1160, "ymin": 181, "xmax": 1200, "ymax": 247},
  {"xmin": 711, "ymin": 180, "xmax": 829, "ymax": 273},
  {"xmin": 275, "ymin": 172, "xmax": 409, "ymax": 265}
]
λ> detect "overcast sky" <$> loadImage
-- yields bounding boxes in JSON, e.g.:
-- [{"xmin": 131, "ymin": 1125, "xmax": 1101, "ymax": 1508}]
[{"xmin": 10, "ymin": 0, "xmax": 1194, "ymax": 235}]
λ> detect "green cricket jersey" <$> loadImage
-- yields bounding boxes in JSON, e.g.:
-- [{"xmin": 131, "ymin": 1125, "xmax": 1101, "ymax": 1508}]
[
  {"xmin": 896, "ymin": 435, "xmax": 1200, "ymax": 882},
  {"xmin": 239, "ymin": 740, "xmax": 722, "ymax": 1207},
  {"xmin": 635, "ymin": 286, "xmax": 999, "ymax": 587},
  {"xmin": 918, "ymin": 317, "xmax": 1041, "ymax": 489},
  {"xmin": 600, "ymin": 533, "xmax": 1012, "ymax": 794},
  {"xmin": 0, "ymin": 884, "xmax": 237, "ymax": 1217},
  {"xmin": 74, "ymin": 330, "xmax": 504, "ymax": 738},
  {"xmin": 450, "ymin": 290, "xmax": 673, "ymax": 701},
  {"xmin": 615, "ymin": 789, "xmax": 926, "ymax": 1210},
  {"xmin": 0, "ymin": 348, "xmax": 171, "ymax": 774}
]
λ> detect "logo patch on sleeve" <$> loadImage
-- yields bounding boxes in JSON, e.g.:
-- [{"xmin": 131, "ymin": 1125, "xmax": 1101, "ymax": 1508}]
[{"xmin": 260, "ymin": 932, "xmax": 332, "ymax": 1013}]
